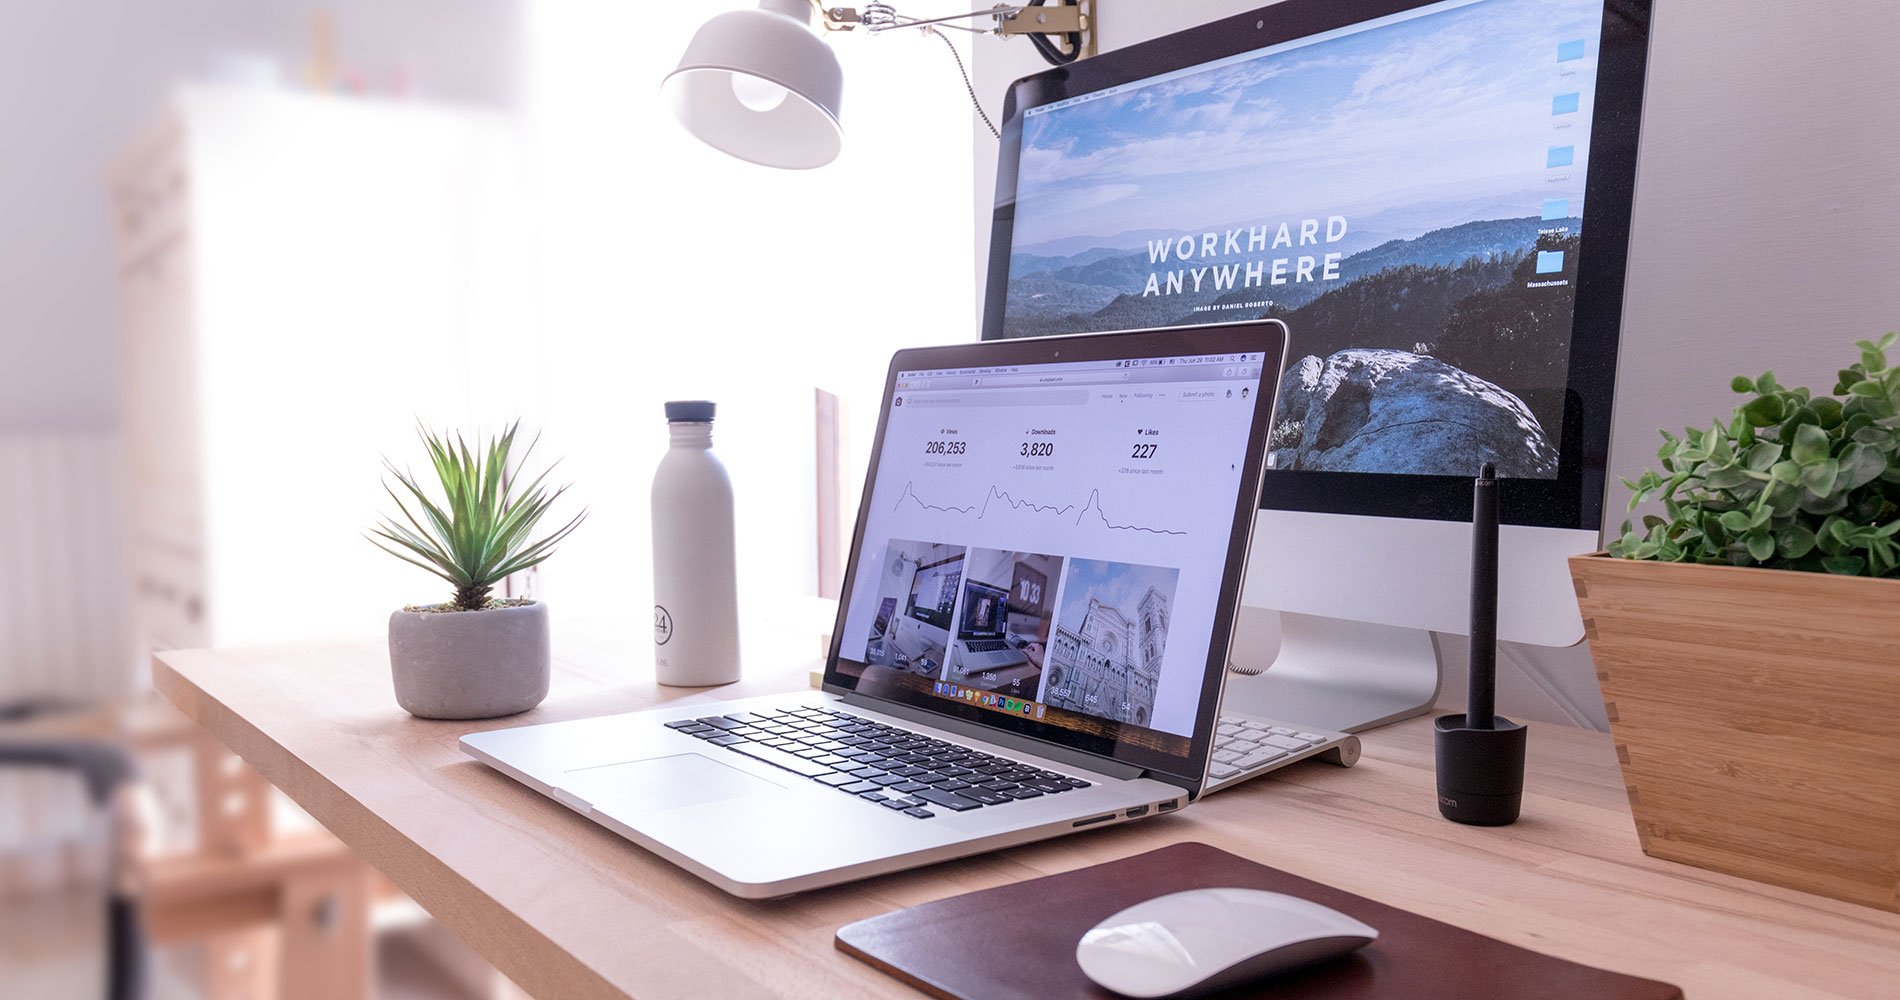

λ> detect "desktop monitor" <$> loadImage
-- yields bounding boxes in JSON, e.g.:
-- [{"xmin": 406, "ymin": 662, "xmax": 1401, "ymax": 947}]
[{"xmin": 982, "ymin": 0, "xmax": 1653, "ymax": 731}]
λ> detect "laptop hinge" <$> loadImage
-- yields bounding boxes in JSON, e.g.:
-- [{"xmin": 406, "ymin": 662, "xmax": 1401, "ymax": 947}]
[{"xmin": 839, "ymin": 692, "xmax": 1147, "ymax": 782}]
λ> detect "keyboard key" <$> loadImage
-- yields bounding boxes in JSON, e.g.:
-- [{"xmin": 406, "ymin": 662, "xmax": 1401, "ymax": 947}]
[
  {"xmin": 870, "ymin": 774, "xmax": 907, "ymax": 786},
  {"xmin": 885, "ymin": 796, "xmax": 923, "ymax": 809},
  {"xmin": 709, "ymin": 735, "xmax": 746, "ymax": 747},
  {"xmin": 690, "ymin": 730, "xmax": 723, "ymax": 740},
  {"xmin": 878, "ymin": 797, "xmax": 912, "ymax": 809},
  {"xmin": 914, "ymin": 788, "xmax": 983, "ymax": 811},
  {"xmin": 1059, "ymin": 777, "xmax": 1091, "ymax": 788},
  {"xmin": 962, "ymin": 789, "xmax": 1008, "ymax": 805},
  {"xmin": 1026, "ymin": 780, "xmax": 1069, "ymax": 793},
  {"xmin": 1225, "ymin": 739, "xmax": 1261, "ymax": 753},
  {"xmin": 848, "ymin": 768, "xmax": 891, "ymax": 780},
  {"xmin": 1268, "ymin": 726, "xmax": 1299, "ymax": 736},
  {"xmin": 903, "ymin": 807, "xmax": 935, "ymax": 819},
  {"xmin": 932, "ymin": 780, "xmax": 972, "ymax": 791},
  {"xmin": 1296, "ymin": 733, "xmax": 1329, "ymax": 743},
  {"xmin": 1213, "ymin": 749, "xmax": 1243, "ymax": 764},
  {"xmin": 1236, "ymin": 750, "xmax": 1288, "ymax": 769},
  {"xmin": 1004, "ymin": 787, "xmax": 1043, "ymax": 799},
  {"xmin": 812, "ymin": 755, "xmax": 851, "ymax": 767},
  {"xmin": 980, "ymin": 781, "xmax": 1020, "ymax": 791},
  {"xmin": 839, "ymin": 781, "xmax": 881, "ymax": 794},
  {"xmin": 723, "ymin": 712, "xmax": 768, "ymax": 724},
  {"xmin": 663, "ymin": 719, "xmax": 702, "ymax": 729},
  {"xmin": 893, "ymin": 781, "xmax": 931, "ymax": 793},
  {"xmin": 726, "ymin": 742, "xmax": 836, "ymax": 777},
  {"xmin": 815, "ymin": 773, "xmax": 858, "ymax": 787},
  {"xmin": 1209, "ymin": 763, "xmax": 1242, "ymax": 778},
  {"xmin": 1260, "ymin": 735, "xmax": 1308, "ymax": 751}
]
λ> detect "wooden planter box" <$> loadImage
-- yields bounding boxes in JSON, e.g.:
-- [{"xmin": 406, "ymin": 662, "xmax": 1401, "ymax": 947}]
[{"xmin": 1569, "ymin": 553, "xmax": 1900, "ymax": 911}]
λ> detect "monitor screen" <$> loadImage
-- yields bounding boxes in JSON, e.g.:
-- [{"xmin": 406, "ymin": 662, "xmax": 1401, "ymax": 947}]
[
  {"xmin": 871, "ymin": 596, "xmax": 897, "ymax": 637},
  {"xmin": 959, "ymin": 580, "xmax": 1010, "ymax": 639},
  {"xmin": 984, "ymin": 0, "xmax": 1650, "ymax": 528},
  {"xmin": 826, "ymin": 324, "xmax": 1285, "ymax": 780},
  {"xmin": 905, "ymin": 554, "xmax": 964, "ymax": 631}
]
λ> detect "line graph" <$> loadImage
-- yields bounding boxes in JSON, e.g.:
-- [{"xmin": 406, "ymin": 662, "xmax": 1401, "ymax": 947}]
[{"xmin": 892, "ymin": 481, "xmax": 1187, "ymax": 536}]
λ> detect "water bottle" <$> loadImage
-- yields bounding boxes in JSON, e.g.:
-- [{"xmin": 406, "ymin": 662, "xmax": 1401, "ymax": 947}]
[{"xmin": 651, "ymin": 400, "xmax": 741, "ymax": 686}]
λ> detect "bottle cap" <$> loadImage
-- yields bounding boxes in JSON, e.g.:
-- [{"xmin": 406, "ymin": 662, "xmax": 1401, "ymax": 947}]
[{"xmin": 664, "ymin": 400, "xmax": 716, "ymax": 422}]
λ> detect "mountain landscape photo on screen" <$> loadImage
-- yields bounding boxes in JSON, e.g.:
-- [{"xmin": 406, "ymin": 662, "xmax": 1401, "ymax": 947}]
[{"xmin": 1002, "ymin": 0, "xmax": 1607, "ymax": 479}]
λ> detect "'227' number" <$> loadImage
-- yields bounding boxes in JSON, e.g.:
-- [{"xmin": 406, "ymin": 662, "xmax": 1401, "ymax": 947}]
[{"xmin": 1130, "ymin": 443, "xmax": 1158, "ymax": 459}]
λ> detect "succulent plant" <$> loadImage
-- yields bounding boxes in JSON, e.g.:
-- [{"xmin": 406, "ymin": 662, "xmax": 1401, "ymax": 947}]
[
  {"xmin": 369, "ymin": 422, "xmax": 586, "ymax": 610},
  {"xmin": 1611, "ymin": 333, "xmax": 1900, "ymax": 577}
]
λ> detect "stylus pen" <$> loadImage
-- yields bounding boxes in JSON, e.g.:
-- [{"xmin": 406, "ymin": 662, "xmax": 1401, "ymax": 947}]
[{"xmin": 1468, "ymin": 462, "xmax": 1498, "ymax": 730}]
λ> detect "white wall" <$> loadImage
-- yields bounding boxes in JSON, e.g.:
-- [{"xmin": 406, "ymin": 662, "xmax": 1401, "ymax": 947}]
[
  {"xmin": 0, "ymin": 1, "xmax": 521, "ymax": 701},
  {"xmin": 0, "ymin": 0, "xmax": 521, "ymax": 432},
  {"xmin": 971, "ymin": 0, "xmax": 1900, "ymax": 729},
  {"xmin": 519, "ymin": 3, "xmax": 977, "ymax": 641}
]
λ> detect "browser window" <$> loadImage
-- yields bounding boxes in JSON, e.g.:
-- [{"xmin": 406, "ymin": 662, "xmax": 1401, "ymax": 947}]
[{"xmin": 837, "ymin": 351, "xmax": 1268, "ymax": 756}]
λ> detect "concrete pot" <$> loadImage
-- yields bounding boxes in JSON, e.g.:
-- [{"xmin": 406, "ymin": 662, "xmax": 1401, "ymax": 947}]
[{"xmin": 388, "ymin": 600, "xmax": 550, "ymax": 720}]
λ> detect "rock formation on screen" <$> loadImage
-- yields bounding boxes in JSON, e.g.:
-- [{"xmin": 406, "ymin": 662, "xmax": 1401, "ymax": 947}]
[{"xmin": 1268, "ymin": 349, "xmax": 1558, "ymax": 477}]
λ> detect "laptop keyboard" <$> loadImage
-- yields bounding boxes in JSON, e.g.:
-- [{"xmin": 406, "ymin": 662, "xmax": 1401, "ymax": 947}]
[
  {"xmin": 664, "ymin": 706, "xmax": 1091, "ymax": 819},
  {"xmin": 960, "ymin": 639, "xmax": 1013, "ymax": 653}
]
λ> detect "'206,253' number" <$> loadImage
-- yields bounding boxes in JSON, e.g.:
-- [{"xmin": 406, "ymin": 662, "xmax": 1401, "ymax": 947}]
[{"xmin": 1130, "ymin": 443, "xmax": 1158, "ymax": 459}]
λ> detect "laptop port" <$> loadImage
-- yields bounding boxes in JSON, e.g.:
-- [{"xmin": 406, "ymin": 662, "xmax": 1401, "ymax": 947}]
[
  {"xmin": 1126, "ymin": 805, "xmax": 1150, "ymax": 818},
  {"xmin": 1072, "ymin": 814, "xmax": 1117, "ymax": 828},
  {"xmin": 1158, "ymin": 799, "xmax": 1179, "ymax": 813}
]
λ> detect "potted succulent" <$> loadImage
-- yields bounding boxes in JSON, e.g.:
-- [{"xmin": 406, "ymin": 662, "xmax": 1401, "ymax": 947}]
[
  {"xmin": 1569, "ymin": 333, "xmax": 1900, "ymax": 911},
  {"xmin": 369, "ymin": 422, "xmax": 586, "ymax": 720}
]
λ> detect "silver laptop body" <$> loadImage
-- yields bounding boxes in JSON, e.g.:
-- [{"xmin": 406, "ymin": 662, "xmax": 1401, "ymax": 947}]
[{"xmin": 463, "ymin": 322, "xmax": 1287, "ymax": 898}]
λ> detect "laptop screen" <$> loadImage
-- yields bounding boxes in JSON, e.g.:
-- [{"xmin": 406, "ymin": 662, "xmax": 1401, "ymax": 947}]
[{"xmin": 827, "ymin": 324, "xmax": 1285, "ymax": 783}]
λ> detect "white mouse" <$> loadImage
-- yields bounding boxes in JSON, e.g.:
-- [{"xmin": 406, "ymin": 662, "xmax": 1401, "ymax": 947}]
[{"xmin": 1075, "ymin": 887, "xmax": 1378, "ymax": 999}]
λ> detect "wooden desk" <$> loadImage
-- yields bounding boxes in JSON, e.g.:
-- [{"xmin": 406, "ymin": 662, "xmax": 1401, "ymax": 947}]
[{"xmin": 153, "ymin": 635, "xmax": 1900, "ymax": 1000}]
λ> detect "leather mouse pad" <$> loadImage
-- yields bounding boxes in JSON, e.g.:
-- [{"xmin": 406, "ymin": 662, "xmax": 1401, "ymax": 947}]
[{"xmin": 835, "ymin": 842, "xmax": 1682, "ymax": 1000}]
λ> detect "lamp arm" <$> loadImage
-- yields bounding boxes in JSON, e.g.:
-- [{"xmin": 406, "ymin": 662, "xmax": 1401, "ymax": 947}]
[
  {"xmin": 871, "ymin": 6, "xmax": 1032, "ymax": 32},
  {"xmin": 811, "ymin": 3, "xmax": 1034, "ymax": 33}
]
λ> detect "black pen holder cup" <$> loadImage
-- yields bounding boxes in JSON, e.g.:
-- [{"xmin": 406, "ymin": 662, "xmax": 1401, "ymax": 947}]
[{"xmin": 1433, "ymin": 714, "xmax": 1527, "ymax": 826}]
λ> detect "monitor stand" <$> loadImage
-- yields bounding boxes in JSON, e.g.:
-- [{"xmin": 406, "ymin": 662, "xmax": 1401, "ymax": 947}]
[{"xmin": 1221, "ymin": 609, "xmax": 1442, "ymax": 734}]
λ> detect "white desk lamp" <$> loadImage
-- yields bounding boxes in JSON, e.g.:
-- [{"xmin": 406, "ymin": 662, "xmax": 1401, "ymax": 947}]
[{"xmin": 663, "ymin": 0, "xmax": 1092, "ymax": 169}]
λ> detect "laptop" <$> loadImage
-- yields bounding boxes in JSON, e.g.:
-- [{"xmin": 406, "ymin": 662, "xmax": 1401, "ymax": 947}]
[{"xmin": 462, "ymin": 321, "xmax": 1290, "ymax": 898}]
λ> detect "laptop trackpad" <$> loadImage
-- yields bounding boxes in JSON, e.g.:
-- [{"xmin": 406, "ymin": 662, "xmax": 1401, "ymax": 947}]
[{"xmin": 563, "ymin": 753, "xmax": 788, "ymax": 811}]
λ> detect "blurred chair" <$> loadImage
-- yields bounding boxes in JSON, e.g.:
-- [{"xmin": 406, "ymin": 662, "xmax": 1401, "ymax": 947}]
[
  {"xmin": 0, "ymin": 709, "xmax": 144, "ymax": 1000},
  {"xmin": 0, "ymin": 701, "xmax": 374, "ymax": 1000}
]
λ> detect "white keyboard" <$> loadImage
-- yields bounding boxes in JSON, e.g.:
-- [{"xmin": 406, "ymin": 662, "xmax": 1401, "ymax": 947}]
[{"xmin": 1202, "ymin": 713, "xmax": 1359, "ymax": 793}]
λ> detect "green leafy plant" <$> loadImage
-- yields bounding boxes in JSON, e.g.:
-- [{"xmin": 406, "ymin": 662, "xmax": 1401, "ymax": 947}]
[
  {"xmin": 1610, "ymin": 333, "xmax": 1900, "ymax": 576},
  {"xmin": 369, "ymin": 422, "xmax": 586, "ymax": 610}
]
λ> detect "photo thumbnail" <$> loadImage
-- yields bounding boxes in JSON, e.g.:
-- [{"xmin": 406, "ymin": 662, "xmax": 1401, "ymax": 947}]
[
  {"xmin": 860, "ymin": 539, "xmax": 965, "ymax": 678},
  {"xmin": 945, "ymin": 548, "xmax": 1064, "ymax": 699},
  {"xmin": 1041, "ymin": 558, "xmax": 1179, "ymax": 727}
]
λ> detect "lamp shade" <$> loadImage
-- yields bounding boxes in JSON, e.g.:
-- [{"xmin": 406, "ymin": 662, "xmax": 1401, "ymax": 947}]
[{"xmin": 661, "ymin": 1, "xmax": 844, "ymax": 169}]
